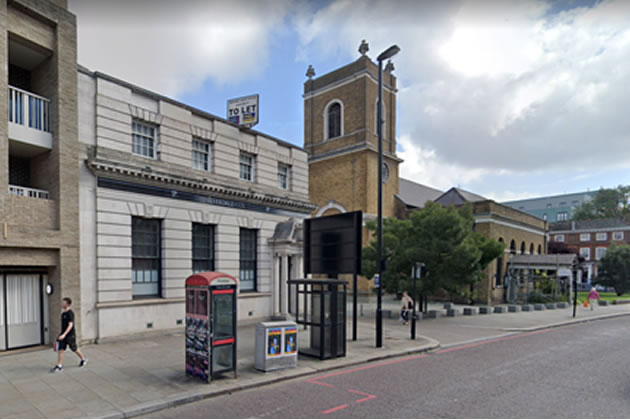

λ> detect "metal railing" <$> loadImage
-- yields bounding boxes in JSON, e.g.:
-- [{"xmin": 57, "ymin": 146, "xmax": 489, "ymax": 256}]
[
  {"xmin": 8, "ymin": 85, "xmax": 51, "ymax": 133},
  {"xmin": 8, "ymin": 185, "xmax": 50, "ymax": 200}
]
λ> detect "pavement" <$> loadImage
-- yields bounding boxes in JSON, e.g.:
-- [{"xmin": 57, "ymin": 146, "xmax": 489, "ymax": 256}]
[
  {"xmin": 1, "ymin": 296, "xmax": 629, "ymax": 419},
  {"xmin": 144, "ymin": 316, "xmax": 630, "ymax": 418}
]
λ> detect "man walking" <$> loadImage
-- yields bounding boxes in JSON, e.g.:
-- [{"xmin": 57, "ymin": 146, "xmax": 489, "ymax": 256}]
[{"xmin": 50, "ymin": 297, "xmax": 87, "ymax": 373}]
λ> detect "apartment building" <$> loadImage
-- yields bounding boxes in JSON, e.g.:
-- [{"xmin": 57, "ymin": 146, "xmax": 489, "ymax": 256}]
[
  {"xmin": 78, "ymin": 68, "xmax": 314, "ymax": 341},
  {"xmin": 503, "ymin": 191, "xmax": 597, "ymax": 222},
  {"xmin": 548, "ymin": 219, "xmax": 630, "ymax": 285},
  {"xmin": 0, "ymin": 0, "xmax": 79, "ymax": 352}
]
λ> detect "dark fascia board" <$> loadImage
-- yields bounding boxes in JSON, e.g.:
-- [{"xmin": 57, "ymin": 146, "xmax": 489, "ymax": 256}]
[{"xmin": 77, "ymin": 65, "xmax": 306, "ymax": 153}]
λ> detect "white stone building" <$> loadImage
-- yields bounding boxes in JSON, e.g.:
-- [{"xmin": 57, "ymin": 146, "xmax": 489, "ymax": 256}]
[{"xmin": 77, "ymin": 67, "xmax": 314, "ymax": 342}]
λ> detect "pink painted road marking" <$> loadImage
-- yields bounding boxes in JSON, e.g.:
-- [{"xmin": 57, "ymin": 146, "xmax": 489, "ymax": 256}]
[
  {"xmin": 321, "ymin": 404, "xmax": 349, "ymax": 414},
  {"xmin": 306, "ymin": 379, "xmax": 335, "ymax": 388},
  {"xmin": 347, "ymin": 389, "xmax": 376, "ymax": 403}
]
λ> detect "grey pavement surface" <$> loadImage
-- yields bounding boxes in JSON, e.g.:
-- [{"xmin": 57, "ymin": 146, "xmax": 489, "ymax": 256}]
[
  {"xmin": 143, "ymin": 316, "xmax": 630, "ymax": 419},
  {"xmin": 1, "ymin": 296, "xmax": 629, "ymax": 419}
]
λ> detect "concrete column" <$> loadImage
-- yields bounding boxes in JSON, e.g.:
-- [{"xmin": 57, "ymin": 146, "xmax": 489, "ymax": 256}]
[
  {"xmin": 272, "ymin": 254, "xmax": 280, "ymax": 316},
  {"xmin": 281, "ymin": 255, "xmax": 289, "ymax": 315}
]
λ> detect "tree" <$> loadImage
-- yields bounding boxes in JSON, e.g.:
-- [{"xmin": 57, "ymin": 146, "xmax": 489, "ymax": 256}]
[
  {"xmin": 595, "ymin": 244, "xmax": 630, "ymax": 296},
  {"xmin": 362, "ymin": 202, "xmax": 504, "ymax": 303},
  {"xmin": 573, "ymin": 186, "xmax": 630, "ymax": 221}
]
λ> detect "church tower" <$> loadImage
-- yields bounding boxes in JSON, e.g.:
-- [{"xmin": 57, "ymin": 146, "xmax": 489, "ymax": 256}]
[{"xmin": 304, "ymin": 40, "xmax": 402, "ymax": 219}]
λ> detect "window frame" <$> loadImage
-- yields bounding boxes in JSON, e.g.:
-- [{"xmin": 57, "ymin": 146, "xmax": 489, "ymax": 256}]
[
  {"xmin": 596, "ymin": 232, "xmax": 607, "ymax": 241},
  {"xmin": 580, "ymin": 233, "xmax": 591, "ymax": 241},
  {"xmin": 131, "ymin": 217, "xmax": 162, "ymax": 298},
  {"xmin": 613, "ymin": 231, "xmax": 624, "ymax": 241},
  {"xmin": 596, "ymin": 247, "xmax": 607, "ymax": 261},
  {"xmin": 192, "ymin": 138, "xmax": 212, "ymax": 172},
  {"xmin": 553, "ymin": 234, "xmax": 565, "ymax": 243},
  {"xmin": 192, "ymin": 223, "xmax": 215, "ymax": 273},
  {"xmin": 132, "ymin": 119, "xmax": 158, "ymax": 159},
  {"xmin": 556, "ymin": 212, "xmax": 568, "ymax": 221},
  {"xmin": 277, "ymin": 163, "xmax": 291, "ymax": 190},
  {"xmin": 323, "ymin": 100, "xmax": 344, "ymax": 141},
  {"xmin": 579, "ymin": 247, "xmax": 591, "ymax": 261},
  {"xmin": 239, "ymin": 152, "xmax": 255, "ymax": 182},
  {"xmin": 239, "ymin": 228, "xmax": 258, "ymax": 292}
]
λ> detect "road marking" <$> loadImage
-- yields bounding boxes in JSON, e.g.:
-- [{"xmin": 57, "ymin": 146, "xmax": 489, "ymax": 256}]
[
  {"xmin": 306, "ymin": 379, "xmax": 335, "ymax": 388},
  {"xmin": 321, "ymin": 404, "xmax": 349, "ymax": 414},
  {"xmin": 347, "ymin": 389, "xmax": 376, "ymax": 403},
  {"xmin": 436, "ymin": 328, "xmax": 552, "ymax": 354}
]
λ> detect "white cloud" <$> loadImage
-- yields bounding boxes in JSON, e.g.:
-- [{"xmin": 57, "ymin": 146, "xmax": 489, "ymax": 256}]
[
  {"xmin": 293, "ymin": 0, "xmax": 630, "ymax": 195},
  {"xmin": 69, "ymin": 0, "xmax": 292, "ymax": 96}
]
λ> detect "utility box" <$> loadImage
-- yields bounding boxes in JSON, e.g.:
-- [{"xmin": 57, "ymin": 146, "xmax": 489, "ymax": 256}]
[{"xmin": 255, "ymin": 321, "xmax": 298, "ymax": 372}]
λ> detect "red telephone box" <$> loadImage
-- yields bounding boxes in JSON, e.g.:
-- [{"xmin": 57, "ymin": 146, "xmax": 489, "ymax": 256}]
[{"xmin": 185, "ymin": 272, "xmax": 237, "ymax": 383}]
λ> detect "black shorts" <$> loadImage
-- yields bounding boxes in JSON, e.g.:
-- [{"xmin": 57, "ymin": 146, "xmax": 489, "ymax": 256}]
[{"xmin": 58, "ymin": 335, "xmax": 77, "ymax": 352}]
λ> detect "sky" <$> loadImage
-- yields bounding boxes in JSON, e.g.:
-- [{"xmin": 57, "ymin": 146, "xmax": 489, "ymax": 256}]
[{"xmin": 68, "ymin": 0, "xmax": 630, "ymax": 202}]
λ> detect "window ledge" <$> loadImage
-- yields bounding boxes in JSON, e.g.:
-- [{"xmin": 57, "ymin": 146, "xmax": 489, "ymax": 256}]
[
  {"xmin": 96, "ymin": 297, "xmax": 184, "ymax": 309},
  {"xmin": 238, "ymin": 291, "xmax": 272, "ymax": 299}
]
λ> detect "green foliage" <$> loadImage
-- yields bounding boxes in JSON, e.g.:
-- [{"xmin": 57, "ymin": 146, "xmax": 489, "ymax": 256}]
[
  {"xmin": 573, "ymin": 186, "xmax": 630, "ymax": 221},
  {"xmin": 362, "ymin": 202, "xmax": 504, "ymax": 298},
  {"xmin": 595, "ymin": 244, "xmax": 630, "ymax": 296}
]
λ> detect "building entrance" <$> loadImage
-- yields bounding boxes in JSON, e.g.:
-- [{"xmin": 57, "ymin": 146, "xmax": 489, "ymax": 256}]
[{"xmin": 0, "ymin": 273, "xmax": 45, "ymax": 351}]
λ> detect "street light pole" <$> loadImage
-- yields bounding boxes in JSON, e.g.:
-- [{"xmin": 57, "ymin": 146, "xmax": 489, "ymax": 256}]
[{"xmin": 376, "ymin": 45, "xmax": 400, "ymax": 349}]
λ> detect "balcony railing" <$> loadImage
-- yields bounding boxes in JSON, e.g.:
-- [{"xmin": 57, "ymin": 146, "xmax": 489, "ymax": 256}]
[
  {"xmin": 8, "ymin": 185, "xmax": 50, "ymax": 200},
  {"xmin": 8, "ymin": 86, "xmax": 50, "ymax": 133}
]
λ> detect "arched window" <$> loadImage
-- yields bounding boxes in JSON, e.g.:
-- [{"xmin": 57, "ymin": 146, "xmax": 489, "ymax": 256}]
[
  {"xmin": 495, "ymin": 238, "xmax": 505, "ymax": 288},
  {"xmin": 520, "ymin": 241, "xmax": 526, "ymax": 254},
  {"xmin": 510, "ymin": 240, "xmax": 516, "ymax": 255},
  {"xmin": 324, "ymin": 101, "xmax": 343, "ymax": 140},
  {"xmin": 529, "ymin": 243, "xmax": 534, "ymax": 255},
  {"xmin": 538, "ymin": 244, "xmax": 542, "ymax": 254}
]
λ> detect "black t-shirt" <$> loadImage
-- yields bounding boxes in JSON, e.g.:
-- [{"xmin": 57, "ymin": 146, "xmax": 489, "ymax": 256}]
[{"xmin": 61, "ymin": 309, "xmax": 75, "ymax": 337}]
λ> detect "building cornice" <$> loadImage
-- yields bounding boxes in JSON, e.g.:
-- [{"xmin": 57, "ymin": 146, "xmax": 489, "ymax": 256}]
[
  {"xmin": 550, "ymin": 226, "xmax": 630, "ymax": 234},
  {"xmin": 474, "ymin": 213, "xmax": 546, "ymax": 236},
  {"xmin": 85, "ymin": 158, "xmax": 316, "ymax": 214},
  {"xmin": 303, "ymin": 70, "xmax": 397, "ymax": 100},
  {"xmin": 308, "ymin": 142, "xmax": 403, "ymax": 164}
]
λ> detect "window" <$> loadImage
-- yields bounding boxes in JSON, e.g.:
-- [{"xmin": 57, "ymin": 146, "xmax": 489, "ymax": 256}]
[
  {"xmin": 375, "ymin": 98, "xmax": 386, "ymax": 137},
  {"xmin": 278, "ymin": 163, "xmax": 290, "ymax": 190},
  {"xmin": 239, "ymin": 228, "xmax": 257, "ymax": 291},
  {"xmin": 559, "ymin": 201, "xmax": 567, "ymax": 206},
  {"xmin": 579, "ymin": 247, "xmax": 591, "ymax": 261},
  {"xmin": 596, "ymin": 247, "xmax": 607, "ymax": 261},
  {"xmin": 240, "ymin": 152, "xmax": 255, "ymax": 182},
  {"xmin": 613, "ymin": 231, "xmax": 624, "ymax": 241},
  {"xmin": 192, "ymin": 139, "xmax": 212, "ymax": 172},
  {"xmin": 327, "ymin": 102, "xmax": 342, "ymax": 139},
  {"xmin": 553, "ymin": 234, "xmax": 565, "ymax": 242},
  {"xmin": 382, "ymin": 162, "xmax": 390, "ymax": 184},
  {"xmin": 192, "ymin": 223, "xmax": 215, "ymax": 273},
  {"xmin": 537, "ymin": 244, "xmax": 542, "ymax": 254},
  {"xmin": 543, "ymin": 214, "xmax": 547, "ymax": 221},
  {"xmin": 132, "ymin": 120, "xmax": 157, "ymax": 158},
  {"xmin": 596, "ymin": 232, "xmax": 607, "ymax": 241},
  {"xmin": 571, "ymin": 200, "xmax": 579, "ymax": 207},
  {"xmin": 580, "ymin": 233, "xmax": 591, "ymax": 241},
  {"xmin": 546, "ymin": 203, "xmax": 552, "ymax": 208},
  {"xmin": 132, "ymin": 217, "xmax": 161, "ymax": 297},
  {"xmin": 556, "ymin": 212, "xmax": 568, "ymax": 221}
]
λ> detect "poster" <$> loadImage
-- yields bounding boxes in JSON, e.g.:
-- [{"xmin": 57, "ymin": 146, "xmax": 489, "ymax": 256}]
[
  {"xmin": 267, "ymin": 328, "xmax": 283, "ymax": 357},
  {"xmin": 284, "ymin": 327, "xmax": 297, "ymax": 354}
]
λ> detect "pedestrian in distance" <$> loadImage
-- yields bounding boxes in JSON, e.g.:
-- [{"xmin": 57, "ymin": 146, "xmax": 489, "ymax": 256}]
[
  {"xmin": 50, "ymin": 297, "xmax": 88, "ymax": 373},
  {"xmin": 586, "ymin": 287, "xmax": 601, "ymax": 311},
  {"xmin": 400, "ymin": 291, "xmax": 413, "ymax": 325}
]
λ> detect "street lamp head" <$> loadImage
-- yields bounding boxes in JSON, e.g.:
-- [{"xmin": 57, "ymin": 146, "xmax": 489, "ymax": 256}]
[{"xmin": 377, "ymin": 45, "xmax": 400, "ymax": 62}]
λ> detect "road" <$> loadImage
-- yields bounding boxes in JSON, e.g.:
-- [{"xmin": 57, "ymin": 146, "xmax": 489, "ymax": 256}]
[{"xmin": 142, "ymin": 317, "xmax": 630, "ymax": 418}]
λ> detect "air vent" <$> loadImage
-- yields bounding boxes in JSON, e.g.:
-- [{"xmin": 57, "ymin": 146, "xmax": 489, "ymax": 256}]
[
  {"xmin": 147, "ymin": 323, "xmax": 153, "ymax": 329},
  {"xmin": 176, "ymin": 319, "xmax": 183, "ymax": 325}
]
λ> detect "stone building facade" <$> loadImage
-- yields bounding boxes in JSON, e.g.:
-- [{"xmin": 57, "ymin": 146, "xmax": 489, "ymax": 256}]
[
  {"xmin": 77, "ymin": 69, "xmax": 314, "ymax": 341},
  {"xmin": 0, "ymin": 0, "xmax": 79, "ymax": 351}
]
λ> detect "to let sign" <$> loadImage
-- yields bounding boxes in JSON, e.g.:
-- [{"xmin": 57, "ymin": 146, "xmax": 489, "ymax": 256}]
[{"xmin": 227, "ymin": 94, "xmax": 259, "ymax": 128}]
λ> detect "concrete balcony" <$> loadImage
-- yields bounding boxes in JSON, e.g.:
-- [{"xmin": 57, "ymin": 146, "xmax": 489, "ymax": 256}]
[
  {"xmin": 8, "ymin": 185, "xmax": 50, "ymax": 200},
  {"xmin": 8, "ymin": 86, "xmax": 53, "ymax": 155}
]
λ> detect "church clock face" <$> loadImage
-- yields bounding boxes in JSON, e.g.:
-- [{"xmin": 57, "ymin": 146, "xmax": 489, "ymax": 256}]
[{"xmin": 382, "ymin": 162, "xmax": 390, "ymax": 184}]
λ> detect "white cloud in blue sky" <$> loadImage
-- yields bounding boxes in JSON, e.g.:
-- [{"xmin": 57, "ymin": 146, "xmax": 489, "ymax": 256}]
[{"xmin": 69, "ymin": 0, "xmax": 630, "ymax": 202}]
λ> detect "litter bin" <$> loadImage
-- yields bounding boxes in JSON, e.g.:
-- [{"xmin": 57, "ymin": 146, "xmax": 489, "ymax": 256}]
[
  {"xmin": 255, "ymin": 321, "xmax": 298, "ymax": 372},
  {"xmin": 185, "ymin": 272, "xmax": 237, "ymax": 383}
]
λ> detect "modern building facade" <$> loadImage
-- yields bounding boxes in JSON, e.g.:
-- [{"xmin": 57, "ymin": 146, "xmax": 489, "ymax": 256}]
[
  {"xmin": 0, "ymin": 0, "xmax": 80, "ymax": 351},
  {"xmin": 503, "ymin": 191, "xmax": 597, "ymax": 222},
  {"xmin": 548, "ymin": 219, "xmax": 630, "ymax": 286},
  {"xmin": 77, "ymin": 69, "xmax": 314, "ymax": 341}
]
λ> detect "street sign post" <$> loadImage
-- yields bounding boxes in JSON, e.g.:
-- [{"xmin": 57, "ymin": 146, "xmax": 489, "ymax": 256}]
[{"xmin": 411, "ymin": 263, "xmax": 425, "ymax": 340}]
